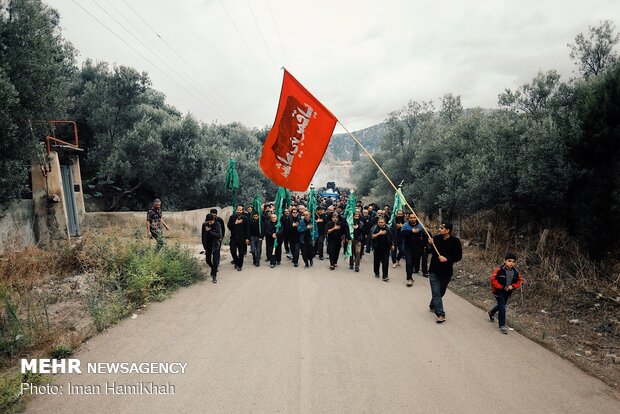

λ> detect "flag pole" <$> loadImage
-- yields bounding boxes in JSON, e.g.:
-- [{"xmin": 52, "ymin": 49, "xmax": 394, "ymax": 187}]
[{"xmin": 337, "ymin": 120, "xmax": 440, "ymax": 256}]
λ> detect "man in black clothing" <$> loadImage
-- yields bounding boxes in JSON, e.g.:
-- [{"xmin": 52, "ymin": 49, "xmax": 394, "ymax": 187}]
[
  {"xmin": 280, "ymin": 209, "xmax": 291, "ymax": 256},
  {"xmin": 348, "ymin": 211, "xmax": 364, "ymax": 272},
  {"xmin": 314, "ymin": 206, "xmax": 327, "ymax": 260},
  {"xmin": 428, "ymin": 222, "xmax": 462, "ymax": 323},
  {"xmin": 210, "ymin": 208, "xmax": 225, "ymax": 242},
  {"xmin": 298, "ymin": 211, "xmax": 314, "ymax": 268},
  {"xmin": 227, "ymin": 205, "xmax": 250, "ymax": 271},
  {"xmin": 264, "ymin": 214, "xmax": 282, "ymax": 268},
  {"xmin": 391, "ymin": 209, "xmax": 406, "ymax": 267},
  {"xmin": 249, "ymin": 212, "xmax": 264, "ymax": 267},
  {"xmin": 325, "ymin": 212, "xmax": 345, "ymax": 270},
  {"xmin": 286, "ymin": 208, "xmax": 301, "ymax": 267},
  {"xmin": 400, "ymin": 214, "xmax": 428, "ymax": 287},
  {"xmin": 371, "ymin": 217, "xmax": 394, "ymax": 281},
  {"xmin": 202, "ymin": 213, "xmax": 222, "ymax": 283}
]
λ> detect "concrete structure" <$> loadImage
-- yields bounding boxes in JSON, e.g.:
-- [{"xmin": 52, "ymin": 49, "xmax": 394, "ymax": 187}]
[
  {"xmin": 0, "ymin": 199, "xmax": 36, "ymax": 253},
  {"xmin": 84, "ymin": 206, "xmax": 233, "ymax": 241},
  {"xmin": 30, "ymin": 151, "xmax": 86, "ymax": 248}
]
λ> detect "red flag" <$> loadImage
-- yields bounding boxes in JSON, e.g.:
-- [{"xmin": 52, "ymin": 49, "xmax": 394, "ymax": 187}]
[{"xmin": 259, "ymin": 70, "xmax": 337, "ymax": 191}]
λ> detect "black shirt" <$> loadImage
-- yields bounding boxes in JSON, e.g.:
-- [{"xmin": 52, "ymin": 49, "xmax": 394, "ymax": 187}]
[
  {"xmin": 429, "ymin": 235, "xmax": 462, "ymax": 278},
  {"xmin": 227, "ymin": 213, "xmax": 250, "ymax": 240},
  {"xmin": 325, "ymin": 221, "xmax": 344, "ymax": 243}
]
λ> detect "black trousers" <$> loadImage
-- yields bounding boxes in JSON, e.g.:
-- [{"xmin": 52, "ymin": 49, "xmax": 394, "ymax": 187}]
[
  {"xmin": 404, "ymin": 247, "xmax": 423, "ymax": 279},
  {"xmin": 205, "ymin": 249, "xmax": 220, "ymax": 278},
  {"xmin": 283, "ymin": 236, "xmax": 290, "ymax": 254},
  {"xmin": 373, "ymin": 249, "xmax": 390, "ymax": 279},
  {"xmin": 327, "ymin": 240, "xmax": 341, "ymax": 266},
  {"xmin": 422, "ymin": 247, "xmax": 430, "ymax": 275},
  {"xmin": 290, "ymin": 241, "xmax": 300, "ymax": 264},
  {"xmin": 314, "ymin": 234, "xmax": 325, "ymax": 258},
  {"xmin": 300, "ymin": 241, "xmax": 314, "ymax": 265},
  {"xmin": 265, "ymin": 237, "xmax": 282, "ymax": 266},
  {"xmin": 230, "ymin": 236, "xmax": 247, "ymax": 269}
]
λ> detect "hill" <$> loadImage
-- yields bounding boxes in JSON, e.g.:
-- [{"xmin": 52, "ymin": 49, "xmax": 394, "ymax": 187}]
[{"xmin": 327, "ymin": 123, "xmax": 387, "ymax": 160}]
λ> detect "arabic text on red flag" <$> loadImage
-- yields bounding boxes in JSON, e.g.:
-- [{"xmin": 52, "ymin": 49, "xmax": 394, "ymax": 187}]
[{"xmin": 259, "ymin": 70, "xmax": 337, "ymax": 191}]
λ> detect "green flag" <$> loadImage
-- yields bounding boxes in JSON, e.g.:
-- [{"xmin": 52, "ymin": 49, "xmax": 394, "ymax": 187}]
[
  {"xmin": 252, "ymin": 194, "xmax": 262, "ymax": 233},
  {"xmin": 225, "ymin": 159, "xmax": 240, "ymax": 207},
  {"xmin": 272, "ymin": 187, "xmax": 287, "ymax": 253},
  {"xmin": 388, "ymin": 188, "xmax": 405, "ymax": 226},
  {"xmin": 307, "ymin": 186, "xmax": 318, "ymax": 242},
  {"xmin": 343, "ymin": 191, "xmax": 356, "ymax": 258}
]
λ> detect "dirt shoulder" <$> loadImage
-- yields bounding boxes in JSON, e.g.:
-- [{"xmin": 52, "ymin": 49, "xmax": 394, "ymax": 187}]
[{"xmin": 451, "ymin": 245, "xmax": 620, "ymax": 391}]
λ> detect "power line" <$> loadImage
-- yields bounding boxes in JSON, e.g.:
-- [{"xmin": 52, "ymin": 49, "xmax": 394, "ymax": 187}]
[
  {"xmin": 217, "ymin": 0, "xmax": 272, "ymax": 87},
  {"xmin": 118, "ymin": 0, "xmax": 247, "ymax": 121},
  {"xmin": 245, "ymin": 0, "xmax": 277, "ymax": 68},
  {"xmin": 89, "ymin": 0, "xmax": 233, "ymax": 121},
  {"xmin": 71, "ymin": 0, "xmax": 226, "ymax": 122},
  {"xmin": 265, "ymin": 0, "xmax": 291, "ymax": 68}
]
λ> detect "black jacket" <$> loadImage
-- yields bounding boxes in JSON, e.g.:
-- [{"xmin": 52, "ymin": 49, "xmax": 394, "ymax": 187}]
[
  {"xmin": 350, "ymin": 218, "xmax": 364, "ymax": 242},
  {"xmin": 400, "ymin": 221, "xmax": 428, "ymax": 250},
  {"xmin": 429, "ymin": 235, "xmax": 462, "ymax": 278},
  {"xmin": 286, "ymin": 215, "xmax": 300, "ymax": 239},
  {"xmin": 202, "ymin": 221, "xmax": 222, "ymax": 252},
  {"xmin": 227, "ymin": 213, "xmax": 250, "ymax": 240},
  {"xmin": 215, "ymin": 216, "xmax": 225, "ymax": 240},
  {"xmin": 249, "ymin": 218, "xmax": 264, "ymax": 238},
  {"xmin": 264, "ymin": 220, "xmax": 283, "ymax": 242},
  {"xmin": 371, "ymin": 224, "xmax": 394, "ymax": 251},
  {"xmin": 325, "ymin": 220, "xmax": 345, "ymax": 244}
]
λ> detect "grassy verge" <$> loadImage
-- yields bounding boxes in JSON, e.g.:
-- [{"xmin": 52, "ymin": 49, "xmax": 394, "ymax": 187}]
[{"xmin": 0, "ymin": 229, "xmax": 204, "ymax": 411}]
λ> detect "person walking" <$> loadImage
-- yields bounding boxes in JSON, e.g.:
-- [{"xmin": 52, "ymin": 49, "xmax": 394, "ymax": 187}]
[
  {"xmin": 371, "ymin": 217, "xmax": 394, "ymax": 282},
  {"xmin": 348, "ymin": 211, "xmax": 364, "ymax": 272},
  {"xmin": 264, "ymin": 214, "xmax": 282, "ymax": 268},
  {"xmin": 314, "ymin": 206, "xmax": 327, "ymax": 260},
  {"xmin": 227, "ymin": 205, "xmax": 250, "ymax": 271},
  {"xmin": 286, "ymin": 208, "xmax": 301, "ymax": 267},
  {"xmin": 428, "ymin": 222, "xmax": 462, "ymax": 323},
  {"xmin": 249, "ymin": 212, "xmax": 264, "ymax": 267},
  {"xmin": 202, "ymin": 213, "xmax": 222, "ymax": 283},
  {"xmin": 298, "ymin": 211, "xmax": 315, "ymax": 268},
  {"xmin": 401, "ymin": 214, "xmax": 428, "ymax": 287},
  {"xmin": 488, "ymin": 253, "xmax": 523, "ymax": 334},
  {"xmin": 325, "ymin": 212, "xmax": 345, "ymax": 270},
  {"xmin": 391, "ymin": 210, "xmax": 406, "ymax": 268},
  {"xmin": 146, "ymin": 198, "xmax": 170, "ymax": 251}
]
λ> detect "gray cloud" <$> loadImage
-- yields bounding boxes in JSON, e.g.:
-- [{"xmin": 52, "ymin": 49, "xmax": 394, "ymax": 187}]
[{"xmin": 48, "ymin": 0, "xmax": 620, "ymax": 132}]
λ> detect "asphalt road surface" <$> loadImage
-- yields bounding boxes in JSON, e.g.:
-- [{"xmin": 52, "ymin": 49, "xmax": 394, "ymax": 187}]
[{"xmin": 27, "ymin": 250, "xmax": 619, "ymax": 413}]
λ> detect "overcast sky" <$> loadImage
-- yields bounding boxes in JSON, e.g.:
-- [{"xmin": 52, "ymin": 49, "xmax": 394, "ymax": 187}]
[{"xmin": 47, "ymin": 0, "xmax": 619, "ymax": 133}]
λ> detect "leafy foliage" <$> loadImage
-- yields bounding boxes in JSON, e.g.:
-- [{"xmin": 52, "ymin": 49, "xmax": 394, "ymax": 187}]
[
  {"xmin": 356, "ymin": 58, "xmax": 620, "ymax": 257},
  {"xmin": 0, "ymin": 0, "xmax": 75, "ymax": 207}
]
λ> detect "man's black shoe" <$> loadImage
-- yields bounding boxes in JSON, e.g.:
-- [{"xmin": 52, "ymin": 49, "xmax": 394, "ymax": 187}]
[
  {"xmin": 309, "ymin": 259, "xmax": 313, "ymax": 267},
  {"xmin": 294, "ymin": 263, "xmax": 298, "ymax": 267},
  {"xmin": 319, "ymin": 256, "xmax": 324, "ymax": 260},
  {"xmin": 304, "ymin": 264, "xmax": 309, "ymax": 269},
  {"xmin": 212, "ymin": 278, "xmax": 217, "ymax": 283},
  {"xmin": 375, "ymin": 274, "xmax": 380, "ymax": 278},
  {"xmin": 355, "ymin": 268, "xmax": 359, "ymax": 272},
  {"xmin": 236, "ymin": 267, "xmax": 242, "ymax": 271},
  {"xmin": 270, "ymin": 264, "xmax": 275, "ymax": 268}
]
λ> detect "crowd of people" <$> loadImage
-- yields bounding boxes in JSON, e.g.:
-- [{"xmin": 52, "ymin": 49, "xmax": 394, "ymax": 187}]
[{"xmin": 147, "ymin": 196, "xmax": 523, "ymax": 334}]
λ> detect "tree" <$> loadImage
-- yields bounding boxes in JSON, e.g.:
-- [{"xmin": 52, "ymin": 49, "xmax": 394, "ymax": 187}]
[
  {"xmin": 568, "ymin": 20, "xmax": 619, "ymax": 79},
  {"xmin": 0, "ymin": 0, "xmax": 75, "ymax": 207}
]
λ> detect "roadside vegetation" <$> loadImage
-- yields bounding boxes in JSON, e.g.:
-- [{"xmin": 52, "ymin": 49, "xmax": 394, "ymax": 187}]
[{"xmin": 0, "ymin": 229, "xmax": 204, "ymax": 411}]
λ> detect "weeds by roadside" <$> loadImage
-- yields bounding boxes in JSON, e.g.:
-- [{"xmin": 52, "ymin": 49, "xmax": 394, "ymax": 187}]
[{"xmin": 0, "ymin": 228, "xmax": 204, "ymax": 411}]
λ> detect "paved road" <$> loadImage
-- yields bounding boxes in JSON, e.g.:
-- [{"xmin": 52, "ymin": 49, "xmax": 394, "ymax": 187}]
[{"xmin": 28, "ymin": 250, "xmax": 619, "ymax": 413}]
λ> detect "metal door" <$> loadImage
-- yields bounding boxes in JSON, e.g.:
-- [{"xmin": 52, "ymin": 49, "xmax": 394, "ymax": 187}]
[{"xmin": 60, "ymin": 164, "xmax": 80, "ymax": 236}]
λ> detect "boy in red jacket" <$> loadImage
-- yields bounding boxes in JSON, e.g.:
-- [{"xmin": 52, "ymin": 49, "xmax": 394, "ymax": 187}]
[{"xmin": 488, "ymin": 252, "xmax": 523, "ymax": 334}]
